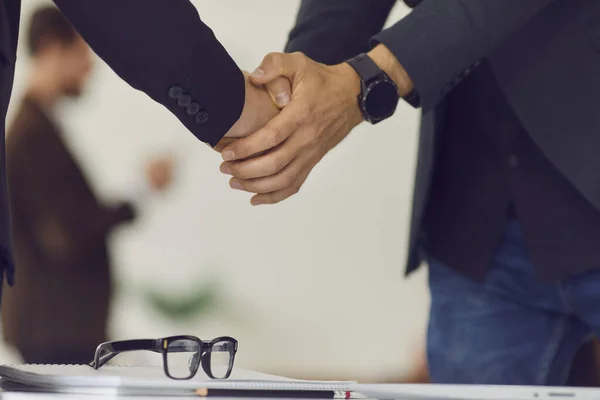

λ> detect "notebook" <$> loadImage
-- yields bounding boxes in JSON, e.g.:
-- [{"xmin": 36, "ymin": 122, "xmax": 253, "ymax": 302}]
[{"xmin": 0, "ymin": 364, "xmax": 355, "ymax": 397}]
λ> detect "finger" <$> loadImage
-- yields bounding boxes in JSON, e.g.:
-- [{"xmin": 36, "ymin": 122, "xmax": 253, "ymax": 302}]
[
  {"xmin": 221, "ymin": 128, "xmax": 309, "ymax": 179},
  {"xmin": 251, "ymin": 185, "xmax": 299, "ymax": 206},
  {"xmin": 264, "ymin": 77, "xmax": 292, "ymax": 108},
  {"xmin": 229, "ymin": 155, "xmax": 308, "ymax": 194},
  {"xmin": 221, "ymin": 103, "xmax": 303, "ymax": 161},
  {"xmin": 249, "ymin": 52, "xmax": 304, "ymax": 85},
  {"xmin": 250, "ymin": 158, "xmax": 315, "ymax": 205},
  {"xmin": 213, "ymin": 137, "xmax": 238, "ymax": 153}
]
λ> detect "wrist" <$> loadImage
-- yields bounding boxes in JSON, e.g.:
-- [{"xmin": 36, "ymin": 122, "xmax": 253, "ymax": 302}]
[
  {"xmin": 226, "ymin": 72, "xmax": 252, "ymax": 138},
  {"xmin": 367, "ymin": 44, "xmax": 413, "ymax": 97},
  {"xmin": 333, "ymin": 62, "xmax": 365, "ymax": 128}
]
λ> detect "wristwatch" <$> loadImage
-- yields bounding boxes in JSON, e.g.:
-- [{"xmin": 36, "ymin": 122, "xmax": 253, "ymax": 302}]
[{"xmin": 345, "ymin": 53, "xmax": 402, "ymax": 124}]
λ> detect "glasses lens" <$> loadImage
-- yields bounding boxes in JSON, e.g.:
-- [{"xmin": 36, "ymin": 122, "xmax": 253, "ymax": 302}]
[
  {"xmin": 166, "ymin": 339, "xmax": 201, "ymax": 379},
  {"xmin": 208, "ymin": 339, "xmax": 235, "ymax": 379}
]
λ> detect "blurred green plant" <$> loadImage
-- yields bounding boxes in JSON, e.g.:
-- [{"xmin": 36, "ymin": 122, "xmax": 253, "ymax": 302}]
[{"xmin": 142, "ymin": 278, "xmax": 221, "ymax": 322}]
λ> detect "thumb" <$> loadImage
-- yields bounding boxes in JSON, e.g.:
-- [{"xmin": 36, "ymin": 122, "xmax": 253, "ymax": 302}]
[
  {"xmin": 249, "ymin": 52, "xmax": 301, "ymax": 85},
  {"xmin": 264, "ymin": 76, "xmax": 292, "ymax": 108}
]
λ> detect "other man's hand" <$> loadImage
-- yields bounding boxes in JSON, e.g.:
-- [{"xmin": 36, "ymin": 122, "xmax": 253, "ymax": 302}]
[
  {"xmin": 219, "ymin": 45, "xmax": 412, "ymax": 205},
  {"xmin": 218, "ymin": 53, "xmax": 363, "ymax": 205}
]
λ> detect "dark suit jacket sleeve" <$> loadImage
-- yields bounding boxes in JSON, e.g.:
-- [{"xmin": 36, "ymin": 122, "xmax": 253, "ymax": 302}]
[
  {"xmin": 371, "ymin": 0, "xmax": 556, "ymax": 112},
  {"xmin": 52, "ymin": 0, "xmax": 245, "ymax": 147},
  {"xmin": 285, "ymin": 0, "xmax": 396, "ymax": 65}
]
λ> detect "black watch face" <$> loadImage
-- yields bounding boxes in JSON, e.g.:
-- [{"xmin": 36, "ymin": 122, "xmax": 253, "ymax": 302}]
[{"xmin": 364, "ymin": 79, "xmax": 399, "ymax": 121}]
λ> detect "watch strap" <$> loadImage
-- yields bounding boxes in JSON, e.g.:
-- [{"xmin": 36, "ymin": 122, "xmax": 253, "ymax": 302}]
[{"xmin": 345, "ymin": 53, "xmax": 382, "ymax": 83}]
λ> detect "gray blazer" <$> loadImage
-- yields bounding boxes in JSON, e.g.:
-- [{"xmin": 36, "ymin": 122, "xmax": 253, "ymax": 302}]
[{"xmin": 285, "ymin": 0, "xmax": 600, "ymax": 274}]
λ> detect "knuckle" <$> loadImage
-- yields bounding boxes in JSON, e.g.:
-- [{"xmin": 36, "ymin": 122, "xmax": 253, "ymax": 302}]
[
  {"xmin": 266, "ymin": 156, "xmax": 281, "ymax": 174},
  {"xmin": 263, "ymin": 52, "xmax": 283, "ymax": 71},
  {"xmin": 264, "ymin": 52, "xmax": 280, "ymax": 63},
  {"xmin": 228, "ymin": 142, "xmax": 243, "ymax": 156},
  {"xmin": 291, "ymin": 51, "xmax": 306, "ymax": 62},
  {"xmin": 282, "ymin": 173, "xmax": 296, "ymax": 188},
  {"xmin": 238, "ymin": 143, "xmax": 254, "ymax": 158},
  {"xmin": 295, "ymin": 102, "xmax": 313, "ymax": 122},
  {"xmin": 265, "ymin": 127, "xmax": 285, "ymax": 147},
  {"xmin": 292, "ymin": 52, "xmax": 309, "ymax": 69}
]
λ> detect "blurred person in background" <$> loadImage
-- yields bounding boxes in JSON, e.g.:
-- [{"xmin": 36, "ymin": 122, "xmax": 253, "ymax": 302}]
[{"xmin": 1, "ymin": 6, "xmax": 174, "ymax": 364}]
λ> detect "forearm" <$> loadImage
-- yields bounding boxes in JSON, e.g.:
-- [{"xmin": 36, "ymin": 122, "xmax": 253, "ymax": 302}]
[
  {"xmin": 367, "ymin": 44, "xmax": 413, "ymax": 97},
  {"xmin": 36, "ymin": 202, "xmax": 134, "ymax": 267},
  {"xmin": 371, "ymin": 0, "xmax": 556, "ymax": 111},
  {"xmin": 285, "ymin": 0, "xmax": 396, "ymax": 65},
  {"xmin": 53, "ymin": 0, "xmax": 244, "ymax": 146}
]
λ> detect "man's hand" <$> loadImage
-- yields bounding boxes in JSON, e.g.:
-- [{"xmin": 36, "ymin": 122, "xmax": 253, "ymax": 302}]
[
  {"xmin": 218, "ymin": 53, "xmax": 363, "ymax": 205},
  {"xmin": 219, "ymin": 45, "xmax": 412, "ymax": 205},
  {"xmin": 215, "ymin": 72, "xmax": 285, "ymax": 152}
]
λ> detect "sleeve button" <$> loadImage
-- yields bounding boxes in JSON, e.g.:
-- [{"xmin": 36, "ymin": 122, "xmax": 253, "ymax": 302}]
[
  {"xmin": 168, "ymin": 85, "xmax": 184, "ymax": 99},
  {"xmin": 195, "ymin": 110, "xmax": 209, "ymax": 124},
  {"xmin": 186, "ymin": 103, "xmax": 201, "ymax": 115}
]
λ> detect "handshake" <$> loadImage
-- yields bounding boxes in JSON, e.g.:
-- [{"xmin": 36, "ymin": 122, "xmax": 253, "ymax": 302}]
[{"xmin": 215, "ymin": 45, "xmax": 412, "ymax": 206}]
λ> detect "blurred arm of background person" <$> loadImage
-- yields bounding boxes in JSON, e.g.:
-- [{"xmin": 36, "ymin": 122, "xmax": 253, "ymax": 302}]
[
  {"xmin": 119, "ymin": 155, "xmax": 176, "ymax": 209},
  {"xmin": 35, "ymin": 155, "xmax": 176, "ymax": 265},
  {"xmin": 218, "ymin": 0, "xmax": 556, "ymax": 205}
]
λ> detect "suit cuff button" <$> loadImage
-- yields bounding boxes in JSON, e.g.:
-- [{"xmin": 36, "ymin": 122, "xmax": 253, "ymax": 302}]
[
  {"xmin": 195, "ymin": 110, "xmax": 209, "ymax": 124},
  {"xmin": 177, "ymin": 95, "xmax": 192, "ymax": 107},
  {"xmin": 168, "ymin": 85, "xmax": 184, "ymax": 99},
  {"xmin": 186, "ymin": 103, "xmax": 201, "ymax": 115}
]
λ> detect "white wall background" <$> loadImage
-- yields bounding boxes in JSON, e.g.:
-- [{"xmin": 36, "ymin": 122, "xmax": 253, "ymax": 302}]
[{"xmin": 3, "ymin": 0, "xmax": 429, "ymax": 381}]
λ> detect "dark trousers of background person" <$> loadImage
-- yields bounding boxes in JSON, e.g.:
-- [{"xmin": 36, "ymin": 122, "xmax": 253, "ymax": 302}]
[{"xmin": 1, "ymin": 97, "xmax": 135, "ymax": 364}]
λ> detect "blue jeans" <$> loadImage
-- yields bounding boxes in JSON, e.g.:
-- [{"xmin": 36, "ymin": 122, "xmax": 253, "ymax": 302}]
[{"xmin": 427, "ymin": 218, "xmax": 600, "ymax": 385}]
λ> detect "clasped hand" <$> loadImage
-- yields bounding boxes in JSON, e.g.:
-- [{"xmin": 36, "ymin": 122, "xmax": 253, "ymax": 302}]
[{"xmin": 218, "ymin": 52, "xmax": 364, "ymax": 205}]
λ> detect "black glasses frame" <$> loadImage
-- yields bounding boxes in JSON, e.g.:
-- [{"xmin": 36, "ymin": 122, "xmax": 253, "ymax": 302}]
[{"xmin": 88, "ymin": 335, "xmax": 238, "ymax": 380}]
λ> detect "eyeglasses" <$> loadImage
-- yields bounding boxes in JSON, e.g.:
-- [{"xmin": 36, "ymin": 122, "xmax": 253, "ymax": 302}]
[{"xmin": 88, "ymin": 335, "xmax": 238, "ymax": 380}]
